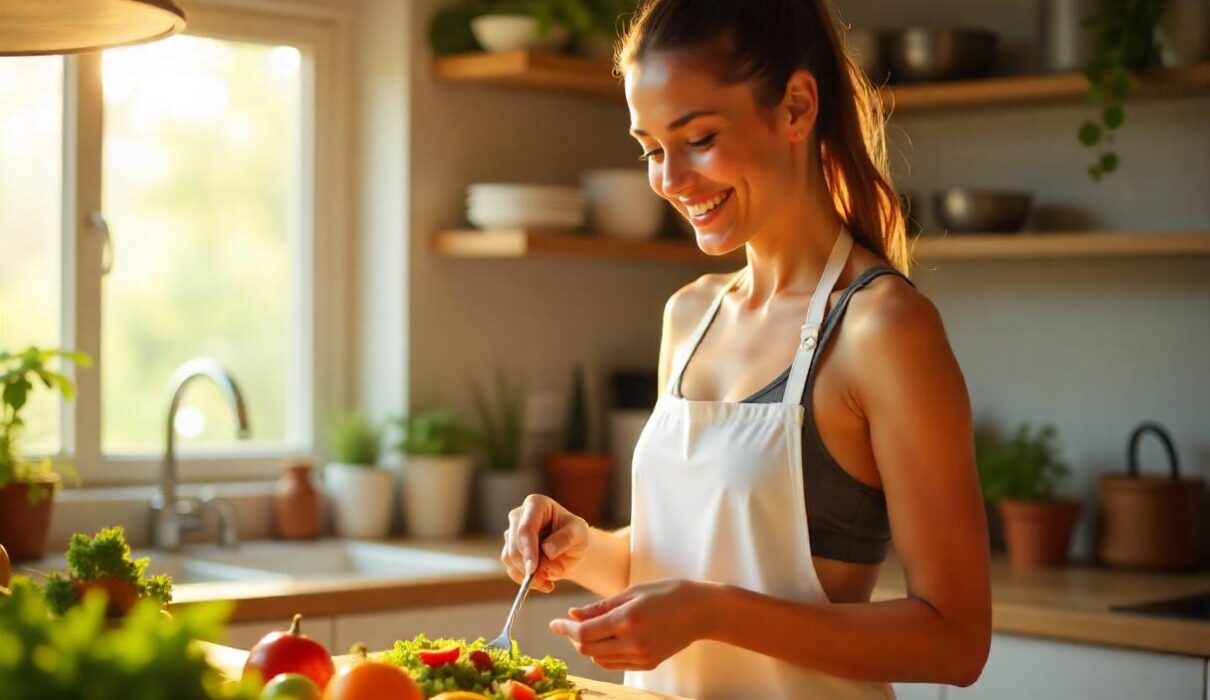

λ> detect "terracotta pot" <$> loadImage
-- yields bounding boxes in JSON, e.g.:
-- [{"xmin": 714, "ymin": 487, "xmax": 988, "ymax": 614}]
[
  {"xmin": 74, "ymin": 575, "xmax": 140, "ymax": 617},
  {"xmin": 544, "ymin": 452, "xmax": 612, "ymax": 526},
  {"xmin": 0, "ymin": 478, "xmax": 58, "ymax": 562},
  {"xmin": 274, "ymin": 461, "xmax": 322, "ymax": 540},
  {"xmin": 999, "ymin": 499, "xmax": 1081, "ymax": 568}
]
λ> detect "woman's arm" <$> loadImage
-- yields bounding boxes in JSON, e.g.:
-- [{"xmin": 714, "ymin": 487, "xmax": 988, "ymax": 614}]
[
  {"xmin": 553, "ymin": 289, "xmax": 991, "ymax": 686},
  {"xmin": 563, "ymin": 526, "xmax": 631, "ymax": 597},
  {"xmin": 712, "ymin": 290, "xmax": 990, "ymax": 684}
]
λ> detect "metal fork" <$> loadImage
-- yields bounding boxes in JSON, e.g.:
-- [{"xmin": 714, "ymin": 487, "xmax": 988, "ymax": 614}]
[{"xmin": 486, "ymin": 525, "xmax": 550, "ymax": 653}]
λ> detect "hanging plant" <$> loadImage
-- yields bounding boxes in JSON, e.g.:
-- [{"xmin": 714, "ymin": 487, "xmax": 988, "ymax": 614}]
[{"xmin": 1078, "ymin": 0, "xmax": 1167, "ymax": 181}]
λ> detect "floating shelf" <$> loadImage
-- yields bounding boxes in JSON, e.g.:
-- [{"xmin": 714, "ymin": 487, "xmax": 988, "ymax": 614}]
[
  {"xmin": 434, "ymin": 229, "xmax": 1210, "ymax": 263},
  {"xmin": 433, "ymin": 50, "xmax": 1210, "ymax": 111}
]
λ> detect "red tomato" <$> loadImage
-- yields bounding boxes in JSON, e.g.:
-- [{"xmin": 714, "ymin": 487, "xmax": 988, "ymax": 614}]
[
  {"xmin": 501, "ymin": 680, "xmax": 536, "ymax": 700},
  {"xmin": 521, "ymin": 665, "xmax": 544, "ymax": 684},
  {"xmin": 468, "ymin": 649, "xmax": 493, "ymax": 672},
  {"xmin": 417, "ymin": 645, "xmax": 461, "ymax": 668},
  {"xmin": 243, "ymin": 614, "xmax": 335, "ymax": 690}
]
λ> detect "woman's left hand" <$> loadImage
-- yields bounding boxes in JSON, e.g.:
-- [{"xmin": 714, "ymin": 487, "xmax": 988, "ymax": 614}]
[{"xmin": 548, "ymin": 579, "xmax": 716, "ymax": 671}]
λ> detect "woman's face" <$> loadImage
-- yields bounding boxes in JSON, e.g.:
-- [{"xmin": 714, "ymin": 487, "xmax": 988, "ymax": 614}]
[{"xmin": 625, "ymin": 50, "xmax": 805, "ymax": 255}]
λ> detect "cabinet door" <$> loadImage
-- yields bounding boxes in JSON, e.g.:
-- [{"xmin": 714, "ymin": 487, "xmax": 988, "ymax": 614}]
[
  {"xmin": 222, "ymin": 616, "xmax": 335, "ymax": 651},
  {"xmin": 892, "ymin": 683, "xmax": 946, "ymax": 700},
  {"xmin": 334, "ymin": 602, "xmax": 502, "ymax": 652},
  {"xmin": 949, "ymin": 633, "xmax": 1204, "ymax": 700}
]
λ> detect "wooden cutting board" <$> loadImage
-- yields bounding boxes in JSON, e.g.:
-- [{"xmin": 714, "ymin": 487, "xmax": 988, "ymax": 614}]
[{"xmin": 199, "ymin": 642, "xmax": 695, "ymax": 700}]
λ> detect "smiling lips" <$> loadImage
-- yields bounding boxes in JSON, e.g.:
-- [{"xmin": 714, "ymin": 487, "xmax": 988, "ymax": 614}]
[{"xmin": 684, "ymin": 189, "xmax": 733, "ymax": 219}]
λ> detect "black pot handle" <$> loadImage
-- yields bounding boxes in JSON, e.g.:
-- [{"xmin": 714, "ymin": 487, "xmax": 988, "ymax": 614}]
[{"xmin": 1127, "ymin": 422, "xmax": 1180, "ymax": 480}]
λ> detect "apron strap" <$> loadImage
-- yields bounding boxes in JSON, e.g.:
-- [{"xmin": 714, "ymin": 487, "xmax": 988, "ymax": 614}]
[
  {"xmin": 782, "ymin": 228, "xmax": 853, "ymax": 406},
  {"xmin": 667, "ymin": 268, "xmax": 748, "ymax": 397}
]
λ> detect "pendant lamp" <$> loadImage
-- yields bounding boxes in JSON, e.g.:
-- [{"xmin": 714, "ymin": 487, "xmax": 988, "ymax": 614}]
[{"xmin": 0, "ymin": 0, "xmax": 186, "ymax": 56}]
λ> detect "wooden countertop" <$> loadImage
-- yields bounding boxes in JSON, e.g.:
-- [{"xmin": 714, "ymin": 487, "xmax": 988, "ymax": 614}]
[
  {"xmin": 201, "ymin": 641, "xmax": 693, "ymax": 700},
  {"xmin": 171, "ymin": 537, "xmax": 1210, "ymax": 657}
]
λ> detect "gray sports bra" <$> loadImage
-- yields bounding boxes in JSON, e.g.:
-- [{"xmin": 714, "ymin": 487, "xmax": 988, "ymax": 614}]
[{"xmin": 678, "ymin": 265, "xmax": 912, "ymax": 564}]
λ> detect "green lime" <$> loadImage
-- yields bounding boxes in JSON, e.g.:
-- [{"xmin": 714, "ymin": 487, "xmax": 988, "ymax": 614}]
[{"xmin": 260, "ymin": 673, "xmax": 322, "ymax": 700}]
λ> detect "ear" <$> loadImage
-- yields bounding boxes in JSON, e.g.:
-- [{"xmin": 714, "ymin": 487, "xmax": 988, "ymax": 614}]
[{"xmin": 781, "ymin": 69, "xmax": 818, "ymax": 144}]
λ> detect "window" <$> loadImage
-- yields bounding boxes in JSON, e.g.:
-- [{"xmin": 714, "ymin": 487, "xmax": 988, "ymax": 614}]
[
  {"xmin": 0, "ymin": 3, "xmax": 352, "ymax": 485},
  {"xmin": 0, "ymin": 57, "xmax": 65, "ymax": 455}
]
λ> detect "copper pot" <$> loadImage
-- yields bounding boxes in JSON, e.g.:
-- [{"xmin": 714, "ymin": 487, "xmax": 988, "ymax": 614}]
[{"xmin": 1098, "ymin": 422, "xmax": 1204, "ymax": 570}]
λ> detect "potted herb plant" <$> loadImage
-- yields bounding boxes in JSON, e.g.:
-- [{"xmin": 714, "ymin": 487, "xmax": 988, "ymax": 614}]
[
  {"xmin": 977, "ymin": 422, "xmax": 1080, "ymax": 568},
  {"xmin": 0, "ymin": 347, "xmax": 90, "ymax": 562},
  {"xmin": 544, "ymin": 365, "xmax": 612, "ymax": 525},
  {"xmin": 394, "ymin": 409, "xmax": 477, "ymax": 539},
  {"xmin": 323, "ymin": 413, "xmax": 392, "ymax": 539},
  {"xmin": 472, "ymin": 370, "xmax": 539, "ymax": 534}
]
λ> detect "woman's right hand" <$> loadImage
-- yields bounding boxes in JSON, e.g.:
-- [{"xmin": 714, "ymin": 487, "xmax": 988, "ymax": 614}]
[{"xmin": 502, "ymin": 494, "xmax": 589, "ymax": 593}]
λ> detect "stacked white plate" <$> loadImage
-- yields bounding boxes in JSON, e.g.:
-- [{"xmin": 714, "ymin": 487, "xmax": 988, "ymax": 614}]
[{"xmin": 466, "ymin": 183, "xmax": 586, "ymax": 232}]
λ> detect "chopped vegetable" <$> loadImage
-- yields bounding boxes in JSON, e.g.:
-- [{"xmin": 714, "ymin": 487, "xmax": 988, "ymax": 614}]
[
  {"xmin": 382, "ymin": 635, "xmax": 573, "ymax": 700},
  {"xmin": 520, "ymin": 665, "xmax": 544, "ymax": 684},
  {"xmin": 41, "ymin": 527, "xmax": 173, "ymax": 615},
  {"xmin": 419, "ymin": 644, "xmax": 462, "ymax": 668},
  {"xmin": 500, "ymin": 681, "xmax": 535, "ymax": 700}
]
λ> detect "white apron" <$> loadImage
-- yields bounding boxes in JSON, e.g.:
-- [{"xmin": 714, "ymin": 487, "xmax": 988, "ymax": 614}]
[{"xmin": 625, "ymin": 228, "xmax": 893, "ymax": 700}]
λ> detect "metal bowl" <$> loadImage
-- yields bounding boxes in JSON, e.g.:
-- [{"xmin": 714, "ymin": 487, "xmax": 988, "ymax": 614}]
[
  {"xmin": 885, "ymin": 28, "xmax": 998, "ymax": 82},
  {"xmin": 933, "ymin": 189, "xmax": 1032, "ymax": 233}
]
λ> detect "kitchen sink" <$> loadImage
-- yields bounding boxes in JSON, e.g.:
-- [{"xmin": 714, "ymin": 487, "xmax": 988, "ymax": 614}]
[
  {"xmin": 1110, "ymin": 591, "xmax": 1210, "ymax": 623},
  {"xmin": 17, "ymin": 540, "xmax": 500, "ymax": 587},
  {"xmin": 177, "ymin": 540, "xmax": 501, "ymax": 581}
]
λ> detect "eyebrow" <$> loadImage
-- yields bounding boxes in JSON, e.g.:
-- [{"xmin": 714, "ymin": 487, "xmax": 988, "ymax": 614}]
[{"xmin": 630, "ymin": 110, "xmax": 719, "ymax": 137}]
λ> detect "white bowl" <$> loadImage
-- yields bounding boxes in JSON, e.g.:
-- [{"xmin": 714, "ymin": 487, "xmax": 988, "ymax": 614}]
[
  {"xmin": 467, "ymin": 206, "xmax": 585, "ymax": 231},
  {"xmin": 471, "ymin": 15, "xmax": 572, "ymax": 53},
  {"xmin": 582, "ymin": 169, "xmax": 664, "ymax": 240}
]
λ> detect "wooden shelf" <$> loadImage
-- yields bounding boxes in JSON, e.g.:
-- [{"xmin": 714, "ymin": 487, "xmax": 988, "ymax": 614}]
[
  {"xmin": 433, "ymin": 50, "xmax": 1210, "ymax": 111},
  {"xmin": 435, "ymin": 229, "xmax": 1210, "ymax": 263}
]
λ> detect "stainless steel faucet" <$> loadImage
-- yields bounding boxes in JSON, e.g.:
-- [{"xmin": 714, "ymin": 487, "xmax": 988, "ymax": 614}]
[{"xmin": 151, "ymin": 358, "xmax": 250, "ymax": 551}]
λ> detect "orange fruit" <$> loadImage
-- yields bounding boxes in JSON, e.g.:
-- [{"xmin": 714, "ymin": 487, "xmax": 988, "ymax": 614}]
[{"xmin": 321, "ymin": 653, "xmax": 422, "ymax": 700}]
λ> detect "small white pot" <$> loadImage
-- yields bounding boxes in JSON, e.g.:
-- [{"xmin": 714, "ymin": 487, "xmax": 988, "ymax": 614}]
[
  {"xmin": 400, "ymin": 454, "xmax": 475, "ymax": 539},
  {"xmin": 324, "ymin": 463, "xmax": 394, "ymax": 539},
  {"xmin": 477, "ymin": 470, "xmax": 541, "ymax": 535}
]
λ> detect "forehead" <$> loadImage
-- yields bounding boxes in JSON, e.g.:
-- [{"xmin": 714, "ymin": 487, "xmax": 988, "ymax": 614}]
[{"xmin": 624, "ymin": 50, "xmax": 752, "ymax": 132}]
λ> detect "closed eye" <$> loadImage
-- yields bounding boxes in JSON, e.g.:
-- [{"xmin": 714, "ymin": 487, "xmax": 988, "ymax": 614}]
[{"xmin": 688, "ymin": 133, "xmax": 717, "ymax": 148}]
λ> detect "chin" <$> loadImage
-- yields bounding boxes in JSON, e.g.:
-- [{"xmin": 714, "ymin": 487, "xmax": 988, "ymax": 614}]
[{"xmin": 694, "ymin": 227, "xmax": 746, "ymax": 257}]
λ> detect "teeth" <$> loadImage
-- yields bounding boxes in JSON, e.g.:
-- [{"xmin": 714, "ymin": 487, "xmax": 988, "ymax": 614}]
[{"xmin": 687, "ymin": 191, "xmax": 728, "ymax": 217}]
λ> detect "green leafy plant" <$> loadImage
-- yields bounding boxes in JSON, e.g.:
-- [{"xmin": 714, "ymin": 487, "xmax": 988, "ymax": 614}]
[
  {"xmin": 327, "ymin": 413, "xmax": 382, "ymax": 466},
  {"xmin": 0, "ymin": 346, "xmax": 90, "ymax": 500},
  {"xmin": 1078, "ymin": 0, "xmax": 1167, "ymax": 180},
  {"xmin": 394, "ymin": 409, "xmax": 475, "ymax": 457},
  {"xmin": 471, "ymin": 370, "xmax": 525, "ymax": 472},
  {"xmin": 563, "ymin": 365, "xmax": 589, "ymax": 453},
  {"xmin": 976, "ymin": 423, "xmax": 1072, "ymax": 502},
  {"xmin": 40, "ymin": 527, "xmax": 174, "ymax": 616},
  {"xmin": 0, "ymin": 576, "xmax": 257, "ymax": 700}
]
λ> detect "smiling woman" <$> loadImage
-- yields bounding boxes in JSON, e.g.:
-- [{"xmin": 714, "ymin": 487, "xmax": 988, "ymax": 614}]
[{"xmin": 501, "ymin": 1, "xmax": 991, "ymax": 698}]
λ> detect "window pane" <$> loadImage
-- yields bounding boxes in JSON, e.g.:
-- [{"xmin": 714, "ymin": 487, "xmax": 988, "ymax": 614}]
[
  {"xmin": 101, "ymin": 36, "xmax": 304, "ymax": 454},
  {"xmin": 0, "ymin": 57, "xmax": 64, "ymax": 456}
]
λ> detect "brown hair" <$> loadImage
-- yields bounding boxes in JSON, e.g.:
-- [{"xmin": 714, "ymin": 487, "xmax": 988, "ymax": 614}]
[{"xmin": 615, "ymin": 0, "xmax": 910, "ymax": 274}]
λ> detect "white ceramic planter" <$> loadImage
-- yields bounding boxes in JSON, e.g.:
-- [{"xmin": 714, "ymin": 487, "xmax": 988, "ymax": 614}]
[
  {"xmin": 471, "ymin": 15, "xmax": 571, "ymax": 53},
  {"xmin": 324, "ymin": 463, "xmax": 393, "ymax": 539},
  {"xmin": 477, "ymin": 470, "xmax": 540, "ymax": 535},
  {"xmin": 400, "ymin": 454, "xmax": 475, "ymax": 539}
]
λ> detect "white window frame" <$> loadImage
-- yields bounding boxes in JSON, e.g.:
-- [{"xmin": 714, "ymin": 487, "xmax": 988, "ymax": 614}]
[{"xmin": 58, "ymin": 0, "xmax": 355, "ymax": 487}]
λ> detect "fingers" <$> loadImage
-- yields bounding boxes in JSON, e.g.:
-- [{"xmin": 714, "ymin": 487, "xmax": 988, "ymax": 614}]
[
  {"xmin": 568, "ymin": 592, "xmax": 630, "ymax": 622},
  {"xmin": 550, "ymin": 601, "xmax": 632, "ymax": 644},
  {"xmin": 540, "ymin": 521, "xmax": 582, "ymax": 561},
  {"xmin": 501, "ymin": 494, "xmax": 549, "ymax": 578}
]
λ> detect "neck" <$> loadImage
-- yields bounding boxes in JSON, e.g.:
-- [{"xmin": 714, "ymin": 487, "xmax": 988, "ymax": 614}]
[{"xmin": 741, "ymin": 157, "xmax": 843, "ymax": 304}]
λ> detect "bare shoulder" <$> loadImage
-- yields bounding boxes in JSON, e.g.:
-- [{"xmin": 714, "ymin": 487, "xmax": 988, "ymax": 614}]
[
  {"xmin": 663, "ymin": 271, "xmax": 736, "ymax": 343},
  {"xmin": 834, "ymin": 272, "xmax": 956, "ymax": 386}
]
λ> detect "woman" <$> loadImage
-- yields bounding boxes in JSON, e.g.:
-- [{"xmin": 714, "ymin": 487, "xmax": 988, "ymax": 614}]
[{"xmin": 501, "ymin": 1, "xmax": 992, "ymax": 697}]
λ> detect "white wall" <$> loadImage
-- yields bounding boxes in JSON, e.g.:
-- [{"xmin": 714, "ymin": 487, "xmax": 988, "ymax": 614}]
[{"xmin": 376, "ymin": 0, "xmax": 1209, "ymax": 558}]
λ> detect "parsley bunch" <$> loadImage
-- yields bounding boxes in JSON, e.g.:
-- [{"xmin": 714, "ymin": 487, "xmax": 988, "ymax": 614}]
[{"xmin": 42, "ymin": 527, "xmax": 174, "ymax": 615}]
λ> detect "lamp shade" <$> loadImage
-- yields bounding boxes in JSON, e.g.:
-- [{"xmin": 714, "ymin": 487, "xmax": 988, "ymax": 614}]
[{"xmin": 0, "ymin": 0, "xmax": 186, "ymax": 56}]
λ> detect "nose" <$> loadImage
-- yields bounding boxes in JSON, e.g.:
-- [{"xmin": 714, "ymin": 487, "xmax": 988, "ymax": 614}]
[{"xmin": 658, "ymin": 150, "xmax": 696, "ymax": 199}]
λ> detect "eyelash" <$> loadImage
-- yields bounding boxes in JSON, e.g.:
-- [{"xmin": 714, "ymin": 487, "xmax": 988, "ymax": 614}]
[{"xmin": 639, "ymin": 132, "xmax": 718, "ymax": 162}]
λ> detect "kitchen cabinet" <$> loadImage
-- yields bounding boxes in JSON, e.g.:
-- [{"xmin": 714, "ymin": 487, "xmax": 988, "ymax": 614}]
[
  {"xmin": 331, "ymin": 591, "xmax": 622, "ymax": 683},
  {"xmin": 222, "ymin": 616, "xmax": 336, "ymax": 651},
  {"xmin": 892, "ymin": 683, "xmax": 946, "ymax": 700},
  {"xmin": 949, "ymin": 633, "xmax": 1205, "ymax": 700}
]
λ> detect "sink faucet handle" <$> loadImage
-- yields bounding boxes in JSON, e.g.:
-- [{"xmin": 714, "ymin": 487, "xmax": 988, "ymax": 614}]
[{"xmin": 200, "ymin": 487, "xmax": 240, "ymax": 549}]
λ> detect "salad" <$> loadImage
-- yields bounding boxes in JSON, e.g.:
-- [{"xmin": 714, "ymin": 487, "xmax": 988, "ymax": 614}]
[{"xmin": 381, "ymin": 634, "xmax": 578, "ymax": 700}]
